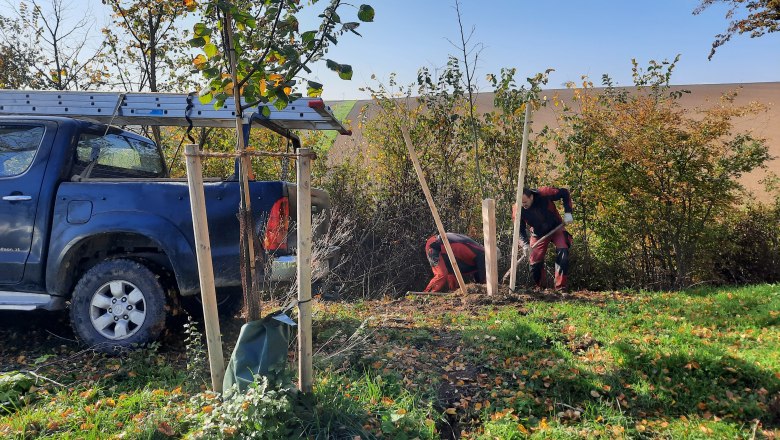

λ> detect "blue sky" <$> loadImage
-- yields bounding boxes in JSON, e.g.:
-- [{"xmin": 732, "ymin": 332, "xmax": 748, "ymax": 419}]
[
  {"xmin": 78, "ymin": 0, "xmax": 779, "ymax": 100},
  {"xmin": 304, "ymin": 0, "xmax": 780, "ymax": 100}
]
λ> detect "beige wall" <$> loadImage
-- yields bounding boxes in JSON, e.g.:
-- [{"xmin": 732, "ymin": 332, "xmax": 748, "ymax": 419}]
[{"xmin": 332, "ymin": 82, "xmax": 780, "ymax": 202}]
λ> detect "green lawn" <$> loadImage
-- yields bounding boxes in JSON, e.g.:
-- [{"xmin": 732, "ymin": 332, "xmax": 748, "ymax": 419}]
[{"xmin": 1, "ymin": 285, "xmax": 778, "ymax": 438}]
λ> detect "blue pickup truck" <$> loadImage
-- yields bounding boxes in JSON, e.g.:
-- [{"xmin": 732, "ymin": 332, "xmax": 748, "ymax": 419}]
[{"xmin": 0, "ymin": 116, "xmax": 333, "ymax": 350}]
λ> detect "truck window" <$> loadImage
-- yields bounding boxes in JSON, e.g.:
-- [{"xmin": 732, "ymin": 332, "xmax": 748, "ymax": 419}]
[
  {"xmin": 0, "ymin": 124, "xmax": 44, "ymax": 177},
  {"xmin": 76, "ymin": 133, "xmax": 164, "ymax": 178}
]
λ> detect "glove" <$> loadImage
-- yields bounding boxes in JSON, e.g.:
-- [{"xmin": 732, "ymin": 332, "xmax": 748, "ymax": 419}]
[
  {"xmin": 564, "ymin": 212, "xmax": 573, "ymax": 224},
  {"xmin": 521, "ymin": 242, "xmax": 531, "ymax": 259}
]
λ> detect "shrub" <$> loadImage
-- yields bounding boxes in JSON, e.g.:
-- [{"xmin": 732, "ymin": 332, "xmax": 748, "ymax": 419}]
[{"xmin": 551, "ymin": 57, "xmax": 772, "ymax": 289}]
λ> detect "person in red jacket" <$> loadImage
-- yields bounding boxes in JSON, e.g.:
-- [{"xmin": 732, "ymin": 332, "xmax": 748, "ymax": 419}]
[
  {"xmin": 423, "ymin": 233, "xmax": 486, "ymax": 292},
  {"xmin": 514, "ymin": 186, "xmax": 574, "ymax": 291}
]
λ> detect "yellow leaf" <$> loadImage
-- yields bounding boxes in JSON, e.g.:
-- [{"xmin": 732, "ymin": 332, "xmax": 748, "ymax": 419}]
[
  {"xmin": 193, "ymin": 54, "xmax": 207, "ymax": 70},
  {"xmin": 268, "ymin": 73, "xmax": 283, "ymax": 85},
  {"xmin": 516, "ymin": 423, "xmax": 528, "ymax": 434},
  {"xmin": 445, "ymin": 408, "xmax": 457, "ymax": 415},
  {"xmin": 259, "ymin": 79, "xmax": 267, "ymax": 96},
  {"xmin": 202, "ymin": 405, "xmax": 213, "ymax": 413}
]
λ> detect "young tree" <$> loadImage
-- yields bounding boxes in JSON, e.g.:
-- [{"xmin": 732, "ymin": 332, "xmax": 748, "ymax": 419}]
[
  {"xmin": 189, "ymin": 0, "xmax": 374, "ymax": 111},
  {"xmin": 101, "ymin": 0, "xmax": 194, "ymax": 149},
  {"xmin": 187, "ymin": 0, "xmax": 374, "ymax": 321},
  {"xmin": 450, "ymin": 0, "xmax": 485, "ymax": 196},
  {"xmin": 0, "ymin": 0, "xmax": 107, "ymax": 90},
  {"xmin": 0, "ymin": 20, "xmax": 42, "ymax": 88},
  {"xmin": 101, "ymin": 0, "xmax": 192, "ymax": 93},
  {"xmin": 694, "ymin": 0, "xmax": 780, "ymax": 59}
]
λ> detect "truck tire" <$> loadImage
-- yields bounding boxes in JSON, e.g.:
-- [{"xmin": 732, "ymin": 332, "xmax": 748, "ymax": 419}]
[{"xmin": 70, "ymin": 259, "xmax": 166, "ymax": 352}]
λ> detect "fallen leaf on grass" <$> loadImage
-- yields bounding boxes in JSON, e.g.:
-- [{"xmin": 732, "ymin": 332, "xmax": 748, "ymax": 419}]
[{"xmin": 157, "ymin": 421, "xmax": 174, "ymax": 436}]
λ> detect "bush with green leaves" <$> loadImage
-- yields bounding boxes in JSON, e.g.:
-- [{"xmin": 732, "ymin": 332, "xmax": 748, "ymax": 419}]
[
  {"xmin": 550, "ymin": 57, "xmax": 772, "ymax": 289},
  {"xmin": 187, "ymin": 377, "xmax": 296, "ymax": 439}
]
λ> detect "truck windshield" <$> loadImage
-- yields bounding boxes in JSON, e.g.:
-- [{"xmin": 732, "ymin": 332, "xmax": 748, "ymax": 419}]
[{"xmin": 75, "ymin": 133, "xmax": 165, "ymax": 178}]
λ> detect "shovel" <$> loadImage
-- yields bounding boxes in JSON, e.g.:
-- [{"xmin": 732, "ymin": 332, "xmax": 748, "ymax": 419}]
[{"xmin": 501, "ymin": 223, "xmax": 565, "ymax": 284}]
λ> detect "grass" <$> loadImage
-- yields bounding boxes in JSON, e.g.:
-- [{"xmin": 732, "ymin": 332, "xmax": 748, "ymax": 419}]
[{"xmin": 1, "ymin": 284, "xmax": 778, "ymax": 438}]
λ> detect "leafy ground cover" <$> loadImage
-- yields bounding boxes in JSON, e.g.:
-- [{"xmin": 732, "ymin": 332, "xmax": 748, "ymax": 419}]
[{"xmin": 0, "ymin": 284, "xmax": 778, "ymax": 439}]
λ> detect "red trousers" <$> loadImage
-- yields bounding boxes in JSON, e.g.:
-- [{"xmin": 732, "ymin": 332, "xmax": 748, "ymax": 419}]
[{"xmin": 529, "ymin": 228, "xmax": 570, "ymax": 290}]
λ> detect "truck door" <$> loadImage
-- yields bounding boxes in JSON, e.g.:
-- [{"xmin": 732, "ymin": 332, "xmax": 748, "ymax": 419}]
[{"xmin": 0, "ymin": 123, "xmax": 48, "ymax": 284}]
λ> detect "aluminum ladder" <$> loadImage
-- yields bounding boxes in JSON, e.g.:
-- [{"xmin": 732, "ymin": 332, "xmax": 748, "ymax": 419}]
[{"xmin": 0, "ymin": 90, "xmax": 350, "ymax": 134}]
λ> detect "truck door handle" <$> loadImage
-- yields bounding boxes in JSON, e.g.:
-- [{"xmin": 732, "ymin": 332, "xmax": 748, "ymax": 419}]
[{"xmin": 2, "ymin": 195, "xmax": 32, "ymax": 201}]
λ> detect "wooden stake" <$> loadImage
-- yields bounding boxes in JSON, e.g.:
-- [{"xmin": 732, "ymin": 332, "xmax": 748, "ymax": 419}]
[
  {"xmin": 184, "ymin": 144, "xmax": 225, "ymax": 393},
  {"xmin": 296, "ymin": 148, "xmax": 314, "ymax": 393},
  {"xmin": 509, "ymin": 102, "xmax": 533, "ymax": 292},
  {"xmin": 398, "ymin": 124, "xmax": 467, "ymax": 294},
  {"xmin": 482, "ymin": 198, "xmax": 498, "ymax": 296}
]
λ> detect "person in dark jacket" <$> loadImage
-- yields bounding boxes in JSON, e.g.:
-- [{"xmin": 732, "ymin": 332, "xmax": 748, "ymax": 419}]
[
  {"xmin": 514, "ymin": 186, "xmax": 574, "ymax": 290},
  {"xmin": 423, "ymin": 233, "xmax": 486, "ymax": 292}
]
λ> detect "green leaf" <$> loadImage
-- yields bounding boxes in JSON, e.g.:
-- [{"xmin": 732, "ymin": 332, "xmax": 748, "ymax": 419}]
[
  {"xmin": 273, "ymin": 97, "xmax": 288, "ymax": 111},
  {"xmin": 339, "ymin": 64, "xmax": 353, "ymax": 80},
  {"xmin": 198, "ymin": 91, "xmax": 213, "ymax": 105},
  {"xmin": 286, "ymin": 16, "xmax": 299, "ymax": 32},
  {"xmin": 307, "ymin": 80, "xmax": 323, "ymax": 98},
  {"xmin": 358, "ymin": 5, "xmax": 375, "ymax": 22},
  {"xmin": 326, "ymin": 59, "xmax": 340, "ymax": 72},
  {"xmin": 193, "ymin": 23, "xmax": 211, "ymax": 37},
  {"xmin": 261, "ymin": 106, "xmax": 271, "ymax": 117},
  {"xmin": 203, "ymin": 67, "xmax": 220, "ymax": 78},
  {"xmin": 204, "ymin": 43, "xmax": 218, "ymax": 58},
  {"xmin": 301, "ymin": 31, "xmax": 316, "ymax": 44},
  {"xmin": 188, "ymin": 37, "xmax": 206, "ymax": 48}
]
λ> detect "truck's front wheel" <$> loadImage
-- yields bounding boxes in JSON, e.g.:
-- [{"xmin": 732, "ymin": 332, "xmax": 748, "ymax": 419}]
[{"xmin": 70, "ymin": 259, "xmax": 166, "ymax": 352}]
